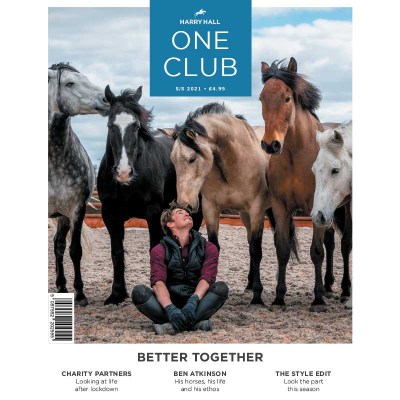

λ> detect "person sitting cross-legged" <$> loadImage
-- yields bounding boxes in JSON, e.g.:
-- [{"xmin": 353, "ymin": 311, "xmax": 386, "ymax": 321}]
[{"xmin": 132, "ymin": 202, "xmax": 229, "ymax": 335}]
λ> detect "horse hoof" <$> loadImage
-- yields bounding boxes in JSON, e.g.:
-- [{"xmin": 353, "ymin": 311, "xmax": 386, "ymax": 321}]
[
  {"xmin": 76, "ymin": 297, "xmax": 88, "ymax": 307},
  {"xmin": 75, "ymin": 291, "xmax": 88, "ymax": 306},
  {"xmin": 250, "ymin": 298, "xmax": 264, "ymax": 306},
  {"xmin": 309, "ymin": 304, "xmax": 327, "ymax": 312},
  {"xmin": 269, "ymin": 304, "xmax": 286, "ymax": 312},
  {"xmin": 104, "ymin": 293, "xmax": 126, "ymax": 305},
  {"xmin": 324, "ymin": 291, "xmax": 335, "ymax": 299},
  {"xmin": 57, "ymin": 287, "xmax": 68, "ymax": 293},
  {"xmin": 340, "ymin": 295, "xmax": 350, "ymax": 303}
]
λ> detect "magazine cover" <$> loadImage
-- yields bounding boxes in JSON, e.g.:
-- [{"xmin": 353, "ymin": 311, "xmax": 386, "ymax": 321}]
[{"xmin": 24, "ymin": 0, "xmax": 393, "ymax": 397}]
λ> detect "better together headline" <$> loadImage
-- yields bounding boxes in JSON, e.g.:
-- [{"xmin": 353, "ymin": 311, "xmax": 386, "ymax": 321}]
[{"xmin": 137, "ymin": 352, "xmax": 263, "ymax": 362}]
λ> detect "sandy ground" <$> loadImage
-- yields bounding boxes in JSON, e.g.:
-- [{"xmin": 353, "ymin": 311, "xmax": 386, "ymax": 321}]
[{"xmin": 48, "ymin": 225, "xmax": 352, "ymax": 344}]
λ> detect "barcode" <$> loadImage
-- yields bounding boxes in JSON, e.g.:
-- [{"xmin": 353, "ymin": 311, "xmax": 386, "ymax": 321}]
[{"xmin": 48, "ymin": 294, "xmax": 74, "ymax": 343}]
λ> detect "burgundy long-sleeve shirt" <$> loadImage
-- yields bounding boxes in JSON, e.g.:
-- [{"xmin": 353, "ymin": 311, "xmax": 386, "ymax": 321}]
[{"xmin": 150, "ymin": 236, "xmax": 219, "ymax": 287}]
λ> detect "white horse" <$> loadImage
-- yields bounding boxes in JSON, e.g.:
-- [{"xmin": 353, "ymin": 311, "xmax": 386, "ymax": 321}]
[
  {"xmin": 48, "ymin": 63, "xmax": 109, "ymax": 306},
  {"xmin": 311, "ymin": 120, "xmax": 352, "ymax": 309}
]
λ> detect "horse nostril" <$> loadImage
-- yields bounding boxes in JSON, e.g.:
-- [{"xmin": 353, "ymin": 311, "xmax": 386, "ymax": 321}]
[
  {"xmin": 271, "ymin": 140, "xmax": 281, "ymax": 153},
  {"xmin": 317, "ymin": 211, "xmax": 326, "ymax": 224}
]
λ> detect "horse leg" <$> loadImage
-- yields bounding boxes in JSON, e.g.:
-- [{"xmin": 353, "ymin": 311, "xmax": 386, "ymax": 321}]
[
  {"xmin": 53, "ymin": 216, "xmax": 70, "ymax": 293},
  {"xmin": 69, "ymin": 205, "xmax": 88, "ymax": 306},
  {"xmin": 239, "ymin": 212, "xmax": 253, "ymax": 291},
  {"xmin": 201, "ymin": 199, "xmax": 220, "ymax": 250},
  {"xmin": 310, "ymin": 226, "xmax": 327, "ymax": 312},
  {"xmin": 340, "ymin": 202, "xmax": 352, "ymax": 303},
  {"xmin": 146, "ymin": 204, "xmax": 163, "ymax": 250},
  {"xmin": 191, "ymin": 196, "xmax": 203, "ymax": 232},
  {"xmin": 323, "ymin": 227, "xmax": 335, "ymax": 296},
  {"xmin": 248, "ymin": 206, "xmax": 266, "ymax": 305},
  {"xmin": 102, "ymin": 202, "xmax": 127, "ymax": 305},
  {"xmin": 271, "ymin": 199, "xmax": 291, "ymax": 311}
]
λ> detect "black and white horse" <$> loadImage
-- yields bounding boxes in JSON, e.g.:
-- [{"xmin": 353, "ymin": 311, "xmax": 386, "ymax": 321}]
[
  {"xmin": 48, "ymin": 63, "xmax": 109, "ymax": 306},
  {"xmin": 98, "ymin": 86, "xmax": 202, "ymax": 305}
]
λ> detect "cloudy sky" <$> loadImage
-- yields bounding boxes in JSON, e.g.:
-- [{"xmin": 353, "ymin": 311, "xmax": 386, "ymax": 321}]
[{"xmin": 48, "ymin": 7, "xmax": 352, "ymax": 166}]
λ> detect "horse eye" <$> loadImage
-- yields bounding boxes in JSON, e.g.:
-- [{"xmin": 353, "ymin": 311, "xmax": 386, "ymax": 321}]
[
  {"xmin": 188, "ymin": 156, "xmax": 196, "ymax": 164},
  {"xmin": 285, "ymin": 97, "xmax": 291, "ymax": 103},
  {"xmin": 332, "ymin": 168, "xmax": 340, "ymax": 175},
  {"xmin": 66, "ymin": 82, "xmax": 75, "ymax": 87}
]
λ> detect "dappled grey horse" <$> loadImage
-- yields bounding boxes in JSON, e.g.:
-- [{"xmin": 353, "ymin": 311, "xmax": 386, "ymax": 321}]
[{"xmin": 48, "ymin": 63, "xmax": 109, "ymax": 305}]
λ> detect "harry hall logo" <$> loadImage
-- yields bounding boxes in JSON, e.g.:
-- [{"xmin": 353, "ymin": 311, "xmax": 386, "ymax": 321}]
[
  {"xmin": 194, "ymin": 9, "xmax": 206, "ymax": 17},
  {"xmin": 180, "ymin": 8, "xmax": 221, "ymax": 25}
]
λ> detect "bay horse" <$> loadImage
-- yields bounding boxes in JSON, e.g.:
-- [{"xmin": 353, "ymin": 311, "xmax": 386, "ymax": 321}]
[
  {"xmin": 259, "ymin": 58, "xmax": 352, "ymax": 311},
  {"xmin": 311, "ymin": 120, "xmax": 353, "ymax": 309},
  {"xmin": 171, "ymin": 103, "xmax": 270, "ymax": 304},
  {"xmin": 97, "ymin": 86, "xmax": 202, "ymax": 305},
  {"xmin": 48, "ymin": 62, "xmax": 109, "ymax": 306}
]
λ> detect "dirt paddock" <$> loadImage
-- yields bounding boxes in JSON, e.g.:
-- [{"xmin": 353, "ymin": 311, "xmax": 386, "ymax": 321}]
[{"xmin": 48, "ymin": 225, "xmax": 352, "ymax": 344}]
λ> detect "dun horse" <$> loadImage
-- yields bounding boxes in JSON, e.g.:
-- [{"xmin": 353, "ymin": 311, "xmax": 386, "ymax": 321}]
[
  {"xmin": 48, "ymin": 63, "xmax": 109, "ymax": 306},
  {"xmin": 259, "ymin": 58, "xmax": 352, "ymax": 311},
  {"xmin": 311, "ymin": 121, "xmax": 353, "ymax": 308},
  {"xmin": 97, "ymin": 86, "xmax": 202, "ymax": 305},
  {"xmin": 172, "ymin": 103, "xmax": 270, "ymax": 304}
]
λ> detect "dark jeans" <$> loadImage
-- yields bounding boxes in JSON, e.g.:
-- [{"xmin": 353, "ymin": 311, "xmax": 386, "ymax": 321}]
[{"xmin": 132, "ymin": 282, "xmax": 229, "ymax": 325}]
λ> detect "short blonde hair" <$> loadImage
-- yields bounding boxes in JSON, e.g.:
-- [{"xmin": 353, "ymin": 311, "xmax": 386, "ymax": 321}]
[{"xmin": 160, "ymin": 201, "xmax": 191, "ymax": 235}]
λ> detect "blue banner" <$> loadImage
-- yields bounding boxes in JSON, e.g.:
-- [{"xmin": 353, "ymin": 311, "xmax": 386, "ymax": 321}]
[{"xmin": 150, "ymin": 0, "xmax": 251, "ymax": 96}]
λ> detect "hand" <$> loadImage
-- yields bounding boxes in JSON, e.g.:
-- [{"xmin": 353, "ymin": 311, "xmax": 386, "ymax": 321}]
[
  {"xmin": 165, "ymin": 304, "xmax": 188, "ymax": 332},
  {"xmin": 181, "ymin": 294, "xmax": 200, "ymax": 325}
]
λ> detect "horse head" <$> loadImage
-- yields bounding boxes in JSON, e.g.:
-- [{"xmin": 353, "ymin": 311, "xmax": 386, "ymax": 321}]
[
  {"xmin": 311, "ymin": 121, "xmax": 352, "ymax": 228},
  {"xmin": 104, "ymin": 85, "xmax": 147, "ymax": 185},
  {"xmin": 171, "ymin": 120, "xmax": 214, "ymax": 213},
  {"xmin": 48, "ymin": 63, "xmax": 109, "ymax": 118},
  {"xmin": 259, "ymin": 57, "xmax": 321, "ymax": 155}
]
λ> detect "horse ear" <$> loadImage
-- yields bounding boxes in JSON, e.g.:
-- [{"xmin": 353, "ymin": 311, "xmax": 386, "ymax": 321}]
[
  {"xmin": 158, "ymin": 128, "xmax": 174, "ymax": 138},
  {"xmin": 288, "ymin": 57, "xmax": 297, "ymax": 73},
  {"xmin": 186, "ymin": 130, "xmax": 197, "ymax": 140},
  {"xmin": 316, "ymin": 130, "xmax": 324, "ymax": 146},
  {"xmin": 133, "ymin": 86, "xmax": 143, "ymax": 102},
  {"xmin": 261, "ymin": 62, "xmax": 270, "ymax": 75},
  {"xmin": 329, "ymin": 130, "xmax": 344, "ymax": 147},
  {"xmin": 105, "ymin": 85, "xmax": 117, "ymax": 105}
]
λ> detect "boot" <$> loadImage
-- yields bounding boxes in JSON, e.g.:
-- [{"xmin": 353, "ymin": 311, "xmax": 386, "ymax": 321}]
[
  {"xmin": 153, "ymin": 322, "xmax": 176, "ymax": 335},
  {"xmin": 191, "ymin": 320, "xmax": 212, "ymax": 331}
]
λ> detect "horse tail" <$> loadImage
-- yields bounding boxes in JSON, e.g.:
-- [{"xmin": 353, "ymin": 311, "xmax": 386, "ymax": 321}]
[
  {"xmin": 289, "ymin": 217, "xmax": 300, "ymax": 262},
  {"xmin": 49, "ymin": 218, "xmax": 93, "ymax": 260},
  {"xmin": 68, "ymin": 222, "xmax": 93, "ymax": 261},
  {"xmin": 266, "ymin": 208, "xmax": 276, "ymax": 231},
  {"xmin": 266, "ymin": 209, "xmax": 300, "ymax": 262}
]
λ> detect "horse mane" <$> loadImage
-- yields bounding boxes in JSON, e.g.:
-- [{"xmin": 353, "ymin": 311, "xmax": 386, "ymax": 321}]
[
  {"xmin": 173, "ymin": 102, "xmax": 247, "ymax": 154},
  {"xmin": 49, "ymin": 62, "xmax": 80, "ymax": 73},
  {"xmin": 261, "ymin": 59, "xmax": 321, "ymax": 120},
  {"xmin": 116, "ymin": 89, "xmax": 154, "ymax": 141}
]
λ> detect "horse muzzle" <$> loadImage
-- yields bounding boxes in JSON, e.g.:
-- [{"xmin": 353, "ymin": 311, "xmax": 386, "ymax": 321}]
[
  {"xmin": 312, "ymin": 210, "xmax": 333, "ymax": 229},
  {"xmin": 95, "ymin": 98, "xmax": 110, "ymax": 116},
  {"xmin": 115, "ymin": 166, "xmax": 134, "ymax": 185},
  {"xmin": 261, "ymin": 140, "xmax": 282, "ymax": 155}
]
